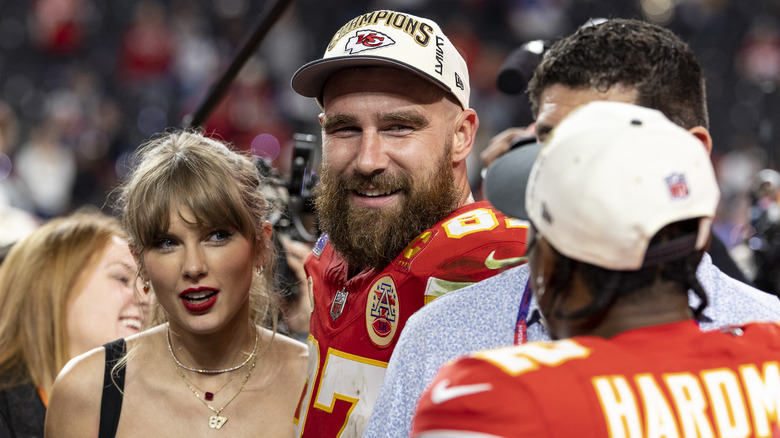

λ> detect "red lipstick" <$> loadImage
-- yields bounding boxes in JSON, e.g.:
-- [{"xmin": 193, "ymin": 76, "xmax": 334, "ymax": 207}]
[{"xmin": 179, "ymin": 287, "xmax": 219, "ymax": 312}]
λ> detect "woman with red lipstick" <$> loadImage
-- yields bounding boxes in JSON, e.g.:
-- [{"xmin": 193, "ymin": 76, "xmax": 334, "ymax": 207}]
[
  {"xmin": 0, "ymin": 209, "xmax": 148, "ymax": 437},
  {"xmin": 45, "ymin": 130, "xmax": 308, "ymax": 437}
]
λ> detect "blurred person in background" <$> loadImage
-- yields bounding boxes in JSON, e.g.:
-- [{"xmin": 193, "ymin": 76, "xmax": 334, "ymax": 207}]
[
  {"xmin": 117, "ymin": 0, "xmax": 175, "ymax": 110},
  {"xmin": 255, "ymin": 155, "xmax": 317, "ymax": 342},
  {"xmin": 731, "ymin": 168, "xmax": 780, "ymax": 297},
  {"xmin": 0, "ymin": 100, "xmax": 39, "ymax": 260},
  {"xmin": 0, "ymin": 209, "xmax": 148, "ymax": 437},
  {"xmin": 275, "ymin": 234, "xmax": 313, "ymax": 342},
  {"xmin": 14, "ymin": 119, "xmax": 76, "ymax": 219}
]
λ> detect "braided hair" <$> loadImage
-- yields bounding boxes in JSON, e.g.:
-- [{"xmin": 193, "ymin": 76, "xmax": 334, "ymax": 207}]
[{"xmin": 546, "ymin": 218, "xmax": 708, "ymax": 322}]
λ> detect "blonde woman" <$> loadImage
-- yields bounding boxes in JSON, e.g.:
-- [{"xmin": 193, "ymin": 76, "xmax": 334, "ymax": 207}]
[
  {"xmin": 0, "ymin": 209, "xmax": 147, "ymax": 437},
  {"xmin": 46, "ymin": 130, "xmax": 308, "ymax": 437}
]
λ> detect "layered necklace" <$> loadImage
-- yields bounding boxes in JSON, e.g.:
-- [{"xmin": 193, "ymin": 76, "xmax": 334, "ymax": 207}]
[
  {"xmin": 167, "ymin": 326, "xmax": 260, "ymax": 430},
  {"xmin": 167, "ymin": 327, "xmax": 259, "ymax": 374}
]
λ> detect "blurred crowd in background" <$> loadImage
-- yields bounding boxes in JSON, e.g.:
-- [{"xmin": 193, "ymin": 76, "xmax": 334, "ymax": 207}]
[{"xmin": 2, "ymin": 0, "xmax": 780, "ymax": 290}]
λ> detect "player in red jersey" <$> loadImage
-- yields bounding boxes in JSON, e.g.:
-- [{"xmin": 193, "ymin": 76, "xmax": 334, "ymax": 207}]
[
  {"xmin": 412, "ymin": 102, "xmax": 780, "ymax": 437},
  {"xmin": 289, "ymin": 9, "xmax": 527, "ymax": 437}
]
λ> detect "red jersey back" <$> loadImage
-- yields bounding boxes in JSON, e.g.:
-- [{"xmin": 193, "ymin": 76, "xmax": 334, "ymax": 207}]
[
  {"xmin": 412, "ymin": 320, "xmax": 780, "ymax": 438},
  {"xmin": 294, "ymin": 201, "xmax": 528, "ymax": 437}
]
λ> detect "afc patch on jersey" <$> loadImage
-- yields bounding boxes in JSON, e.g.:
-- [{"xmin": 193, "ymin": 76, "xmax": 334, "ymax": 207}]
[{"xmin": 365, "ymin": 275, "xmax": 399, "ymax": 348}]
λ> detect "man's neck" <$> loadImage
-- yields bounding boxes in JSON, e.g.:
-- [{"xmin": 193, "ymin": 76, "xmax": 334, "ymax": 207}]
[{"xmin": 591, "ymin": 288, "xmax": 692, "ymax": 339}]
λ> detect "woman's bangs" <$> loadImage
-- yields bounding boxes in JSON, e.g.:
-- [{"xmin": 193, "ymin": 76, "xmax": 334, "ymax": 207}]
[{"xmin": 174, "ymin": 168, "xmax": 251, "ymax": 237}]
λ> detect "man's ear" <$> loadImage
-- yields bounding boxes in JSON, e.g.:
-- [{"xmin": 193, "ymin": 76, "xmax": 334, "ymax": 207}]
[
  {"xmin": 451, "ymin": 109, "xmax": 479, "ymax": 163},
  {"xmin": 688, "ymin": 126, "xmax": 712, "ymax": 155}
]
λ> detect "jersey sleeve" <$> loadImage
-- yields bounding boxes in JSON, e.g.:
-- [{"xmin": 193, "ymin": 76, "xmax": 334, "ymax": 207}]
[
  {"xmin": 411, "ymin": 356, "xmax": 546, "ymax": 437},
  {"xmin": 402, "ymin": 203, "xmax": 529, "ymax": 303}
]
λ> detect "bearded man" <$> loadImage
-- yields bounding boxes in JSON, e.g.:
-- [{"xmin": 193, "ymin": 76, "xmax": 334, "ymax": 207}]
[{"xmin": 289, "ymin": 9, "xmax": 528, "ymax": 437}]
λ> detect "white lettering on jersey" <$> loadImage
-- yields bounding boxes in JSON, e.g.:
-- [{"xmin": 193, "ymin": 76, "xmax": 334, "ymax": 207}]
[{"xmin": 591, "ymin": 362, "xmax": 780, "ymax": 437}]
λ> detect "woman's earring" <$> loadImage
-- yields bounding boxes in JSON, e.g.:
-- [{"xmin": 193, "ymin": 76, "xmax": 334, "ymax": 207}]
[
  {"xmin": 256, "ymin": 266, "xmax": 265, "ymax": 276},
  {"xmin": 143, "ymin": 281, "xmax": 151, "ymax": 294}
]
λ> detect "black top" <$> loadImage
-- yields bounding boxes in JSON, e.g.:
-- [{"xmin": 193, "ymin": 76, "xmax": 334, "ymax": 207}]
[
  {"xmin": 98, "ymin": 338, "xmax": 126, "ymax": 438},
  {"xmin": 0, "ymin": 375, "xmax": 46, "ymax": 438}
]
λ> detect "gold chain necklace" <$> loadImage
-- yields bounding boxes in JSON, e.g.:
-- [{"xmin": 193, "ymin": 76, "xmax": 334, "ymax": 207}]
[
  {"xmin": 166, "ymin": 325, "xmax": 258, "ymax": 374},
  {"xmin": 178, "ymin": 370, "xmax": 240, "ymax": 401},
  {"xmin": 168, "ymin": 330, "xmax": 258, "ymax": 429},
  {"xmin": 175, "ymin": 355, "xmax": 257, "ymax": 429}
]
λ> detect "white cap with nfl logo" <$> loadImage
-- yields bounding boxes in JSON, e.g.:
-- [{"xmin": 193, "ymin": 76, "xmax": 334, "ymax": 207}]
[
  {"xmin": 291, "ymin": 10, "xmax": 470, "ymax": 109},
  {"xmin": 524, "ymin": 101, "xmax": 720, "ymax": 270}
]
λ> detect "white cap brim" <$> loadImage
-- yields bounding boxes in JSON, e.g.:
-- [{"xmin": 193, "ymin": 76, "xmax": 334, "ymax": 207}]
[{"xmin": 292, "ymin": 56, "xmax": 458, "ymax": 104}]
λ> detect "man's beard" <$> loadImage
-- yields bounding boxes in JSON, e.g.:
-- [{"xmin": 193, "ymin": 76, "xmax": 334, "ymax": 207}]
[{"xmin": 314, "ymin": 144, "xmax": 459, "ymax": 272}]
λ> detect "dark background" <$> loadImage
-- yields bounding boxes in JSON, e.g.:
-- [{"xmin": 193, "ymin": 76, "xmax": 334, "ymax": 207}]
[{"xmin": 1, "ymin": 0, "xmax": 779, "ymax": 248}]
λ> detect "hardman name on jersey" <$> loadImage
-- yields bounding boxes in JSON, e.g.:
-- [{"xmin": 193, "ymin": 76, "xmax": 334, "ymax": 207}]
[{"xmin": 592, "ymin": 363, "xmax": 780, "ymax": 437}]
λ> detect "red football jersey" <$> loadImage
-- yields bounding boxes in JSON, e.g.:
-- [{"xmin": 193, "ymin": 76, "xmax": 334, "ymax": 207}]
[
  {"xmin": 293, "ymin": 201, "xmax": 528, "ymax": 437},
  {"xmin": 412, "ymin": 321, "xmax": 780, "ymax": 438}
]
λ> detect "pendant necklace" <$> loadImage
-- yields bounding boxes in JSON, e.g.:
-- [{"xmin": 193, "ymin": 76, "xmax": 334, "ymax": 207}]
[
  {"xmin": 178, "ymin": 370, "xmax": 239, "ymax": 401},
  {"xmin": 170, "ymin": 325, "xmax": 261, "ymax": 430},
  {"xmin": 175, "ymin": 354, "xmax": 257, "ymax": 429}
]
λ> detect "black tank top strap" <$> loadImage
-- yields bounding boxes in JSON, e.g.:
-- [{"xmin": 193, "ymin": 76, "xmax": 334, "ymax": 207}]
[{"xmin": 98, "ymin": 338, "xmax": 126, "ymax": 438}]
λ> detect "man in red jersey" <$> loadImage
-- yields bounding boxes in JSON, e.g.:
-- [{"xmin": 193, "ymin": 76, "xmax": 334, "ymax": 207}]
[
  {"xmin": 412, "ymin": 101, "xmax": 780, "ymax": 437},
  {"xmin": 289, "ymin": 9, "xmax": 528, "ymax": 437}
]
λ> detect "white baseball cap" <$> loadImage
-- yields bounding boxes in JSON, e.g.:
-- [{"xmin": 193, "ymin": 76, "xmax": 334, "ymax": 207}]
[
  {"xmin": 524, "ymin": 101, "xmax": 720, "ymax": 270},
  {"xmin": 291, "ymin": 10, "xmax": 470, "ymax": 109}
]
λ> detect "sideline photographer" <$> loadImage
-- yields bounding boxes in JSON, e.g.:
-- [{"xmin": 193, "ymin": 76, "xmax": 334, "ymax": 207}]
[
  {"xmin": 737, "ymin": 169, "xmax": 780, "ymax": 297},
  {"xmin": 256, "ymin": 133, "xmax": 320, "ymax": 341}
]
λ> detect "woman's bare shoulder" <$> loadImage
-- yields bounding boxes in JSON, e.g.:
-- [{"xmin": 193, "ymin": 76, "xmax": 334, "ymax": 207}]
[
  {"xmin": 55, "ymin": 345, "xmax": 108, "ymax": 395},
  {"xmin": 45, "ymin": 346, "xmax": 108, "ymax": 437},
  {"xmin": 257, "ymin": 327, "xmax": 307, "ymax": 376},
  {"xmin": 264, "ymin": 328, "xmax": 307, "ymax": 356}
]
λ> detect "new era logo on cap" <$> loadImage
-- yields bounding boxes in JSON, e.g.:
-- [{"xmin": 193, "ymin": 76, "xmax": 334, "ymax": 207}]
[
  {"xmin": 345, "ymin": 30, "xmax": 395, "ymax": 54},
  {"xmin": 455, "ymin": 73, "xmax": 464, "ymax": 91}
]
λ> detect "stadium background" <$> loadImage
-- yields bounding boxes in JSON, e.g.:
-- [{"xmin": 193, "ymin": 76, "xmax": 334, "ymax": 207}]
[{"xmin": 1, "ymin": 0, "xmax": 779, "ymax": 251}]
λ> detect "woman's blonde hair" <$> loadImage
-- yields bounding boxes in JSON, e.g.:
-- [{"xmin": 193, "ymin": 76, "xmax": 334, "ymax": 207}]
[
  {"xmin": 116, "ymin": 129, "xmax": 278, "ymax": 327},
  {"xmin": 0, "ymin": 209, "xmax": 126, "ymax": 394}
]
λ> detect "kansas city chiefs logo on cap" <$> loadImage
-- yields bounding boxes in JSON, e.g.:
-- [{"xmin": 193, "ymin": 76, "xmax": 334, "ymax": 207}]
[{"xmin": 345, "ymin": 29, "xmax": 395, "ymax": 54}]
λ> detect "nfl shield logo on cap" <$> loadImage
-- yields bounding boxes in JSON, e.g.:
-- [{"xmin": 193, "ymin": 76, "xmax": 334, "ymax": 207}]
[{"xmin": 666, "ymin": 173, "xmax": 690, "ymax": 199}]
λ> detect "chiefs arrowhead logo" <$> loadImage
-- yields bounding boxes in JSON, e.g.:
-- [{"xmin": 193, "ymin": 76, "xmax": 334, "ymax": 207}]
[{"xmin": 345, "ymin": 30, "xmax": 395, "ymax": 54}]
